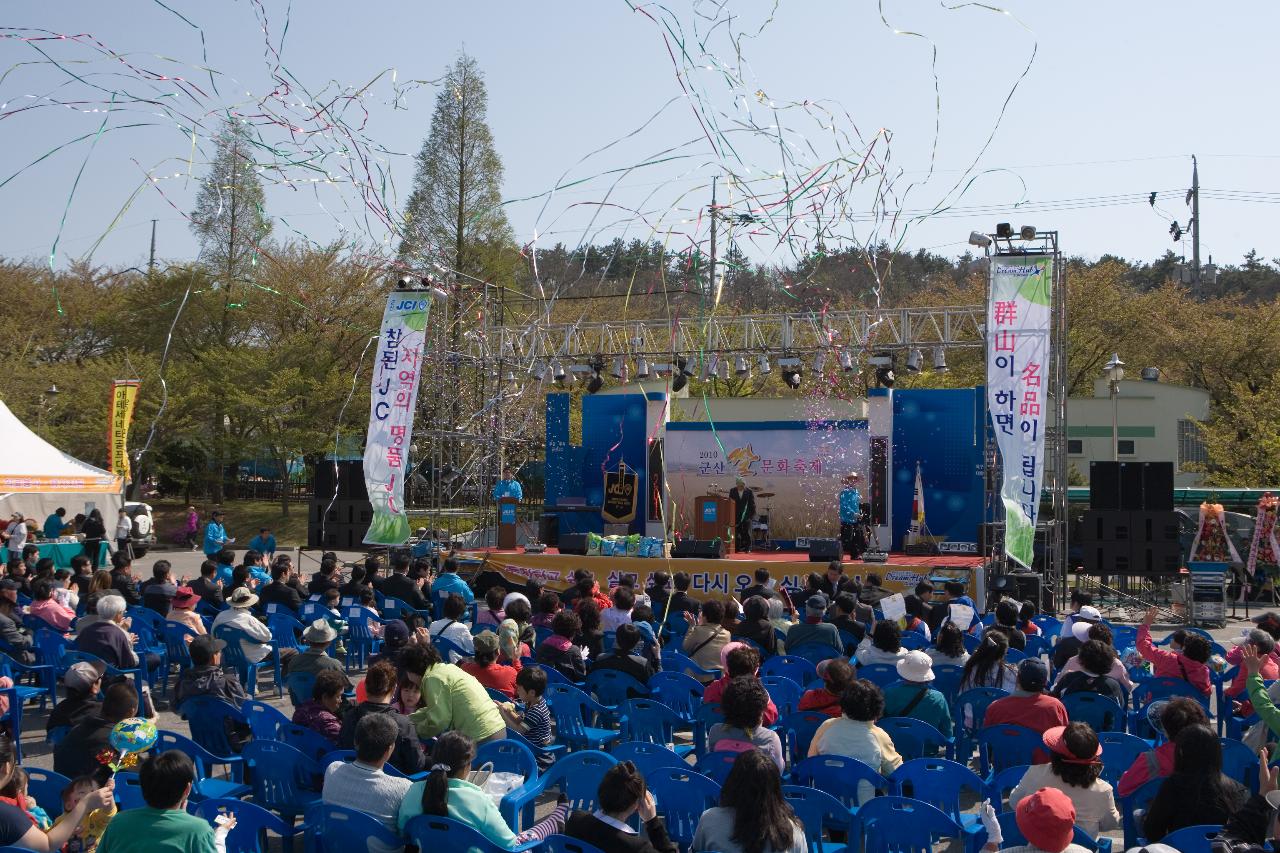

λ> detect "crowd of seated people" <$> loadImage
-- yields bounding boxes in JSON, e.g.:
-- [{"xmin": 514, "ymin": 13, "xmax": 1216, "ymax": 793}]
[{"xmin": 11, "ymin": 546, "xmax": 1280, "ymax": 853}]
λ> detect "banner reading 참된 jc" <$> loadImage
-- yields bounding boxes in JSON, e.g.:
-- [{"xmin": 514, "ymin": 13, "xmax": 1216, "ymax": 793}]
[
  {"xmin": 362, "ymin": 291, "xmax": 431, "ymax": 545},
  {"xmin": 987, "ymin": 257, "xmax": 1053, "ymax": 567}
]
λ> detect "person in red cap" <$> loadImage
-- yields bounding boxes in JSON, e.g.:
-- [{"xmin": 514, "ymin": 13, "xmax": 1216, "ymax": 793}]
[
  {"xmin": 1009, "ymin": 723, "xmax": 1120, "ymax": 837},
  {"xmin": 166, "ymin": 585, "xmax": 206, "ymax": 637},
  {"xmin": 987, "ymin": 787, "xmax": 1093, "ymax": 853}
]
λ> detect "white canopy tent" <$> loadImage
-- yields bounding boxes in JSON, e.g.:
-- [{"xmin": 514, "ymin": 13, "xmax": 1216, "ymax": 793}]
[{"xmin": 0, "ymin": 400, "xmax": 124, "ymax": 523}]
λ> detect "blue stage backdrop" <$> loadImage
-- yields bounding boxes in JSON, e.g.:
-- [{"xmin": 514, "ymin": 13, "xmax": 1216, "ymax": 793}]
[
  {"xmin": 545, "ymin": 392, "xmax": 650, "ymax": 536},
  {"xmin": 891, "ymin": 387, "xmax": 985, "ymax": 554}
]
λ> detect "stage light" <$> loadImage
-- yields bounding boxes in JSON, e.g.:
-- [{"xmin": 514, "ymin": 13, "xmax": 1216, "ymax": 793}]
[
  {"xmin": 586, "ymin": 369, "xmax": 604, "ymax": 394},
  {"xmin": 679, "ymin": 357, "xmax": 696, "ymax": 377},
  {"xmin": 672, "ymin": 357, "xmax": 690, "ymax": 392},
  {"xmin": 1019, "ymin": 225, "xmax": 1037, "ymax": 240},
  {"xmin": 533, "ymin": 362, "xmax": 548, "ymax": 381},
  {"xmin": 635, "ymin": 358, "xmax": 651, "ymax": 379},
  {"xmin": 429, "ymin": 285, "xmax": 449, "ymax": 302},
  {"xmin": 779, "ymin": 356, "xmax": 802, "ymax": 388},
  {"xmin": 717, "ymin": 358, "xmax": 730, "ymax": 381},
  {"xmin": 397, "ymin": 275, "xmax": 415, "ymax": 288},
  {"xmin": 905, "ymin": 348, "xmax": 923, "ymax": 373},
  {"xmin": 932, "ymin": 346, "xmax": 948, "ymax": 372},
  {"xmin": 758, "ymin": 353, "xmax": 772, "ymax": 374},
  {"xmin": 968, "ymin": 231, "xmax": 992, "ymax": 249},
  {"xmin": 734, "ymin": 354, "xmax": 750, "ymax": 377},
  {"xmin": 875, "ymin": 366, "xmax": 895, "ymax": 388},
  {"xmin": 610, "ymin": 356, "xmax": 627, "ymax": 381},
  {"xmin": 702, "ymin": 354, "xmax": 719, "ymax": 381},
  {"xmin": 813, "ymin": 350, "xmax": 828, "ymax": 374},
  {"xmin": 867, "ymin": 352, "xmax": 893, "ymax": 368},
  {"xmin": 552, "ymin": 361, "xmax": 566, "ymax": 383},
  {"xmin": 995, "ymin": 223, "xmax": 1013, "ymax": 239},
  {"xmin": 838, "ymin": 349, "xmax": 855, "ymax": 372}
]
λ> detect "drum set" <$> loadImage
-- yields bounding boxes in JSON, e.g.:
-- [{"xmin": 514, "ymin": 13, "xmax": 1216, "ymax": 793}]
[{"xmin": 751, "ymin": 489, "xmax": 775, "ymax": 548}]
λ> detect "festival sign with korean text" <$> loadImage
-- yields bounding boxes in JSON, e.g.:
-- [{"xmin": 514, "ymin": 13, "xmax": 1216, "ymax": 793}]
[
  {"xmin": 107, "ymin": 380, "xmax": 139, "ymax": 481},
  {"xmin": 986, "ymin": 257, "xmax": 1053, "ymax": 567},
  {"xmin": 362, "ymin": 291, "xmax": 430, "ymax": 545}
]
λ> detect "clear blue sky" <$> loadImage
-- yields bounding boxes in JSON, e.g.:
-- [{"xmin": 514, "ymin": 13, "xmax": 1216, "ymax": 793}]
[{"xmin": 4, "ymin": 1, "xmax": 1279, "ymax": 274}]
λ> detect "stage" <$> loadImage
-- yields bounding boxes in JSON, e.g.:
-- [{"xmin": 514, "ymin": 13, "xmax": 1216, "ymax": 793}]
[{"xmin": 472, "ymin": 548, "xmax": 986, "ymax": 602}]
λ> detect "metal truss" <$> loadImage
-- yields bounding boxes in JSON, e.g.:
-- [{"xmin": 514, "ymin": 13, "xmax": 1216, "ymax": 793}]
[{"xmin": 487, "ymin": 304, "xmax": 986, "ymax": 363}]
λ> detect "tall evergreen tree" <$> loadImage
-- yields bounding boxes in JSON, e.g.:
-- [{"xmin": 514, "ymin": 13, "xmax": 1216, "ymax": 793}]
[{"xmin": 191, "ymin": 118, "xmax": 272, "ymax": 290}]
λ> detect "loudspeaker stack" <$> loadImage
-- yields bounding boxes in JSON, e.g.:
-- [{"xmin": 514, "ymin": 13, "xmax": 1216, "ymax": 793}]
[
  {"xmin": 308, "ymin": 461, "xmax": 374, "ymax": 549},
  {"xmin": 1081, "ymin": 462, "xmax": 1180, "ymax": 575}
]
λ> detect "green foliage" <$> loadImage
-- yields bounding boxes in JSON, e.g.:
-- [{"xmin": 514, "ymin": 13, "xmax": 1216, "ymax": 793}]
[{"xmin": 190, "ymin": 119, "xmax": 272, "ymax": 282}]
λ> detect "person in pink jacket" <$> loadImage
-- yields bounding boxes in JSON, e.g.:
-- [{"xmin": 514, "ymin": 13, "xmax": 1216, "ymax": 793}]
[
  {"xmin": 1222, "ymin": 628, "xmax": 1278, "ymax": 715},
  {"xmin": 1136, "ymin": 606, "xmax": 1212, "ymax": 697}
]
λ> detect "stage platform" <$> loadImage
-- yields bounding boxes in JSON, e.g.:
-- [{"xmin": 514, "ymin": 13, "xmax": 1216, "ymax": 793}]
[{"xmin": 471, "ymin": 548, "xmax": 985, "ymax": 601}]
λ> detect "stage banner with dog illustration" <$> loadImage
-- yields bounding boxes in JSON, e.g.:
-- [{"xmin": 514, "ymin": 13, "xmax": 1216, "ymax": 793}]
[{"xmin": 665, "ymin": 420, "xmax": 868, "ymax": 540}]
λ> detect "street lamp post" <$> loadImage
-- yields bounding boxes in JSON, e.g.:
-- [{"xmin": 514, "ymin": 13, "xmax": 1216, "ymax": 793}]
[{"xmin": 1103, "ymin": 354, "xmax": 1125, "ymax": 462}]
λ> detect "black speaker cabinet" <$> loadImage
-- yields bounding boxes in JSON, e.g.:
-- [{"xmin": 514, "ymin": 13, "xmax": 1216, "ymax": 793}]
[
  {"xmin": 1142, "ymin": 463, "xmax": 1175, "ymax": 511},
  {"xmin": 1090, "ymin": 462, "xmax": 1121, "ymax": 511},
  {"xmin": 1081, "ymin": 510, "xmax": 1134, "ymax": 544},
  {"xmin": 807, "ymin": 538, "xmax": 843, "ymax": 562},
  {"xmin": 672, "ymin": 538, "xmax": 727, "ymax": 559},
  {"xmin": 558, "ymin": 533, "xmax": 590, "ymax": 556}
]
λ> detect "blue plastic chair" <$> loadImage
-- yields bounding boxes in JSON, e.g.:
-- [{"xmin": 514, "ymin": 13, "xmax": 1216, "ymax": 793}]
[
  {"xmin": 342, "ymin": 606, "xmax": 383, "ymax": 670},
  {"xmin": 160, "ymin": 620, "xmax": 198, "ymax": 677},
  {"xmin": 153, "ymin": 729, "xmax": 250, "ymax": 799},
  {"xmin": 303, "ymin": 803, "xmax": 405, "ymax": 853},
  {"xmin": 1130, "ymin": 676, "xmax": 1209, "ymax": 711},
  {"xmin": 782, "ymin": 783, "xmax": 853, "ymax": 853},
  {"xmin": 1097, "ymin": 731, "xmax": 1150, "ymax": 787},
  {"xmin": 61, "ymin": 649, "xmax": 145, "ymax": 711},
  {"xmin": 584, "ymin": 669, "xmax": 648, "ymax": 712},
  {"xmin": 658, "ymin": 612, "xmax": 690, "ymax": 645},
  {"xmin": 857, "ymin": 663, "xmax": 901, "ymax": 689},
  {"xmin": 779, "ymin": 710, "xmax": 830, "ymax": 767},
  {"xmin": 620, "ymin": 698, "xmax": 692, "ymax": 756},
  {"xmin": 1159, "ymin": 824, "xmax": 1220, "ymax": 853},
  {"xmin": 761, "ymin": 654, "xmax": 819, "ymax": 687},
  {"xmin": 1023, "ymin": 633, "xmax": 1052, "ymax": 658},
  {"xmin": 613, "ymin": 741, "xmax": 687, "ymax": 776},
  {"xmin": 213, "ymin": 626, "xmax": 282, "ymax": 698},
  {"xmin": 931, "ymin": 665, "xmax": 965, "ymax": 705},
  {"xmin": 692, "ymin": 702, "xmax": 723, "ymax": 756},
  {"xmin": 1120, "ymin": 776, "xmax": 1165, "ymax": 850},
  {"xmin": 406, "ymin": 814, "xmax": 538, "ymax": 853},
  {"xmin": 285, "ymin": 672, "xmax": 317, "ymax": 706},
  {"xmin": 267, "ymin": 612, "xmax": 307, "ymax": 653},
  {"xmin": 646, "ymin": 670, "xmax": 704, "ymax": 722},
  {"xmin": 0, "ymin": 649, "xmax": 55, "ymax": 711},
  {"xmin": 661, "ymin": 650, "xmax": 719, "ymax": 681},
  {"xmin": 995, "ymin": 810, "xmax": 1112, "ymax": 852},
  {"xmin": 474, "ymin": 737, "xmax": 539, "ymax": 782},
  {"xmin": 112, "ymin": 771, "xmax": 146, "ymax": 810},
  {"xmin": 976, "ymin": 724, "xmax": 1043, "ymax": 778},
  {"xmin": 890, "ymin": 757, "xmax": 986, "ymax": 829},
  {"xmin": 542, "ymin": 837, "xmax": 607, "ymax": 853},
  {"xmin": 281, "ymin": 723, "xmax": 337, "ymax": 762},
  {"xmin": 760, "ymin": 675, "xmax": 804, "ymax": 718},
  {"xmin": 1032, "ymin": 616, "xmax": 1062, "ymax": 637},
  {"xmin": 984, "ymin": 764, "xmax": 1031, "ymax": 809},
  {"xmin": 953, "ymin": 687, "xmax": 1010, "ymax": 762},
  {"xmin": 25, "ymin": 768, "xmax": 70, "ymax": 818},
  {"xmin": 693, "ymin": 750, "xmax": 739, "ymax": 785},
  {"xmin": 1222, "ymin": 736, "xmax": 1261, "ymax": 793},
  {"xmin": 643, "ymin": 766, "xmax": 721, "ymax": 850},
  {"xmin": 177, "ymin": 697, "xmax": 248, "ymax": 777},
  {"xmin": 545, "ymin": 683, "xmax": 622, "ymax": 751},
  {"xmin": 500, "ymin": 749, "xmax": 618, "ymax": 832},
  {"xmin": 1063, "ymin": 692, "xmax": 1126, "ymax": 733},
  {"xmin": 533, "ymin": 662, "xmax": 578, "ymax": 688},
  {"xmin": 786, "ymin": 642, "xmax": 840, "ymax": 667},
  {"xmin": 192, "ymin": 798, "xmax": 299, "ymax": 853},
  {"xmin": 239, "ymin": 739, "xmax": 321, "ymax": 822},
  {"xmin": 878, "ymin": 716, "xmax": 954, "ymax": 761},
  {"xmin": 855, "ymin": 794, "xmax": 982, "ymax": 853},
  {"xmin": 505, "ymin": 725, "xmax": 568, "ymax": 764},
  {"xmin": 792, "ymin": 754, "xmax": 890, "ymax": 809},
  {"xmin": 900, "ymin": 633, "xmax": 932, "ymax": 651}
]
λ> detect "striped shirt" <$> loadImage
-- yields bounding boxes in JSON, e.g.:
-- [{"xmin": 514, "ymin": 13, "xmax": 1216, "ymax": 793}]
[
  {"xmin": 322, "ymin": 761, "xmax": 412, "ymax": 853},
  {"xmin": 523, "ymin": 698, "xmax": 553, "ymax": 747}
]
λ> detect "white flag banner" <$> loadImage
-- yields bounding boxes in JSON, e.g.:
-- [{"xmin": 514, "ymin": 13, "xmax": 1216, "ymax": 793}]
[
  {"xmin": 363, "ymin": 291, "xmax": 432, "ymax": 545},
  {"xmin": 986, "ymin": 257, "xmax": 1053, "ymax": 568}
]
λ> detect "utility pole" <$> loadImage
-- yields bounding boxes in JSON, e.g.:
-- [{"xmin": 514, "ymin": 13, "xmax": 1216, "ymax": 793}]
[
  {"xmin": 148, "ymin": 219, "xmax": 157, "ymax": 273},
  {"xmin": 1191, "ymin": 155, "xmax": 1201, "ymax": 286},
  {"xmin": 707, "ymin": 176, "xmax": 717, "ymax": 301}
]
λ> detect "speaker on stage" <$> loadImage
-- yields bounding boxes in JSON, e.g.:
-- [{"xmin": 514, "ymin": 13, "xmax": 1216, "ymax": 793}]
[
  {"xmin": 1142, "ymin": 462, "xmax": 1175, "ymax": 511},
  {"xmin": 559, "ymin": 533, "xmax": 590, "ymax": 556},
  {"xmin": 1090, "ymin": 462, "xmax": 1120, "ymax": 511},
  {"xmin": 672, "ymin": 539, "xmax": 726, "ymax": 559},
  {"xmin": 807, "ymin": 538, "xmax": 842, "ymax": 562}
]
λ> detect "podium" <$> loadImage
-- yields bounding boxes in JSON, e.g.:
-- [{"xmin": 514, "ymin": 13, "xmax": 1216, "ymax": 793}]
[
  {"xmin": 694, "ymin": 494, "xmax": 732, "ymax": 542},
  {"xmin": 497, "ymin": 497, "xmax": 519, "ymax": 550}
]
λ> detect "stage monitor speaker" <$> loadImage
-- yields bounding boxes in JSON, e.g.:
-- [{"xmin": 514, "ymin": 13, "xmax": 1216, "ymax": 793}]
[
  {"xmin": 1136, "ymin": 541, "xmax": 1183, "ymax": 574},
  {"xmin": 999, "ymin": 573, "xmax": 1042, "ymax": 608},
  {"xmin": 1081, "ymin": 510, "xmax": 1134, "ymax": 545},
  {"xmin": 807, "ymin": 538, "xmax": 842, "ymax": 562},
  {"xmin": 1083, "ymin": 540, "xmax": 1134, "ymax": 576},
  {"xmin": 312, "ymin": 460, "xmax": 368, "ymax": 502},
  {"xmin": 1090, "ymin": 462, "xmax": 1120, "ymax": 510},
  {"xmin": 1132, "ymin": 511, "xmax": 1180, "ymax": 545},
  {"xmin": 1142, "ymin": 462, "xmax": 1175, "ymax": 511},
  {"xmin": 539, "ymin": 514, "xmax": 559, "ymax": 548},
  {"xmin": 558, "ymin": 533, "xmax": 590, "ymax": 556},
  {"xmin": 672, "ymin": 539, "xmax": 726, "ymax": 559}
]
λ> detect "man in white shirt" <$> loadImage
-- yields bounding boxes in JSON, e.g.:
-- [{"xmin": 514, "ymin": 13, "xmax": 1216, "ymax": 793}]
[
  {"xmin": 211, "ymin": 587, "xmax": 296, "ymax": 666},
  {"xmin": 3, "ymin": 514, "xmax": 27, "ymax": 553},
  {"xmin": 322, "ymin": 714, "xmax": 410, "ymax": 853}
]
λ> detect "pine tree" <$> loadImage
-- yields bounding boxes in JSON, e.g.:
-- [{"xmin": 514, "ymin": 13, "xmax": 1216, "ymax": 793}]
[
  {"xmin": 191, "ymin": 118, "xmax": 272, "ymax": 288},
  {"xmin": 399, "ymin": 53, "xmax": 511, "ymax": 275}
]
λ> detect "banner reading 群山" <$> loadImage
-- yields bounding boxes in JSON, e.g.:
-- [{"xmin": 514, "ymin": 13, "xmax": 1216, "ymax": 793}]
[
  {"xmin": 986, "ymin": 257, "xmax": 1053, "ymax": 567},
  {"xmin": 362, "ymin": 291, "xmax": 431, "ymax": 545},
  {"xmin": 107, "ymin": 380, "xmax": 139, "ymax": 481}
]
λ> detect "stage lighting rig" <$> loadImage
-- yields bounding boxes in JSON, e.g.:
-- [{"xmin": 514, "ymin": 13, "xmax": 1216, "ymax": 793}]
[{"xmin": 778, "ymin": 356, "xmax": 802, "ymax": 389}]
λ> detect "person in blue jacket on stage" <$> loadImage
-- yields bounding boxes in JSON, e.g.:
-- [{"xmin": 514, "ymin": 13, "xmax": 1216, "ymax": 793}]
[
  {"xmin": 491, "ymin": 466, "xmax": 523, "ymax": 502},
  {"xmin": 838, "ymin": 473, "xmax": 866, "ymax": 560},
  {"xmin": 203, "ymin": 510, "xmax": 233, "ymax": 558}
]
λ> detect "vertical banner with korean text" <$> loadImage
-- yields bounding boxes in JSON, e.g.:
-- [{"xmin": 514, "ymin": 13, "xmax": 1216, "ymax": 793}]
[
  {"xmin": 107, "ymin": 380, "xmax": 139, "ymax": 481},
  {"xmin": 987, "ymin": 257, "xmax": 1053, "ymax": 567},
  {"xmin": 363, "ymin": 291, "xmax": 430, "ymax": 545}
]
